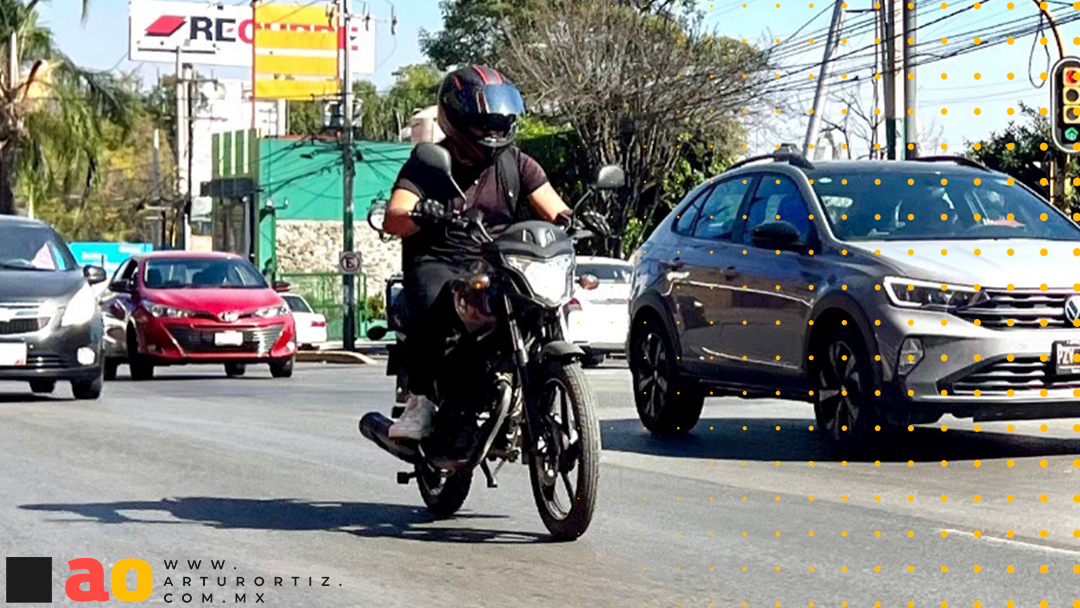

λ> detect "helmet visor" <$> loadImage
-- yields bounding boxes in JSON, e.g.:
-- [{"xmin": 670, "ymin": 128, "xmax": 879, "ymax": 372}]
[{"xmin": 469, "ymin": 84, "xmax": 525, "ymax": 117}]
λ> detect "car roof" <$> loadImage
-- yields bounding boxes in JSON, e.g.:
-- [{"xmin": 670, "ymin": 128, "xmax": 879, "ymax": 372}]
[
  {"xmin": 720, "ymin": 157, "xmax": 994, "ymax": 180},
  {"xmin": 135, "ymin": 251, "xmax": 243, "ymax": 262},
  {"xmin": 0, "ymin": 215, "xmax": 53, "ymax": 229}
]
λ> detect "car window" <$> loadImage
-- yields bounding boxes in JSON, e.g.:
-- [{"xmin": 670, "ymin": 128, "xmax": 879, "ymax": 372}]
[
  {"xmin": 113, "ymin": 259, "xmax": 136, "ymax": 283},
  {"xmin": 576, "ymin": 264, "xmax": 631, "ymax": 282},
  {"xmin": 144, "ymin": 258, "xmax": 268, "ymax": 289},
  {"xmin": 743, "ymin": 174, "xmax": 813, "ymax": 244},
  {"xmin": 807, "ymin": 170, "xmax": 1080, "ymax": 241},
  {"xmin": 691, "ymin": 178, "xmax": 751, "ymax": 241},
  {"xmin": 282, "ymin": 295, "xmax": 312, "ymax": 313},
  {"xmin": 0, "ymin": 224, "xmax": 77, "ymax": 271},
  {"xmin": 672, "ymin": 185, "xmax": 712, "ymax": 236}
]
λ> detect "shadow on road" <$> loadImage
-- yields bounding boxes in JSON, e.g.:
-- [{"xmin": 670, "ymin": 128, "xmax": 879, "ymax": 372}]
[
  {"xmin": 601, "ymin": 417, "xmax": 1080, "ymax": 463},
  {"xmin": 20, "ymin": 497, "xmax": 550, "ymax": 544}
]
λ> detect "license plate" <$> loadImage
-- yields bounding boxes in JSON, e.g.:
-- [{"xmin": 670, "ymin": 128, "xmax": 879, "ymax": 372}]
[
  {"xmin": 214, "ymin": 331, "xmax": 244, "ymax": 346},
  {"xmin": 0, "ymin": 342, "xmax": 27, "ymax": 366},
  {"xmin": 1054, "ymin": 341, "xmax": 1080, "ymax": 375}
]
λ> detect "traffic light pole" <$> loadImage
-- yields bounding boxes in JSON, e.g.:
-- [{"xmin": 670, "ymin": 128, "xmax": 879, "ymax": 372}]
[{"xmin": 341, "ymin": 0, "xmax": 357, "ymax": 351}]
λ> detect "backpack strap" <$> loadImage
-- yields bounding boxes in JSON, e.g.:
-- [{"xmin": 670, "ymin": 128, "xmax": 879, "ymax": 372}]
[{"xmin": 496, "ymin": 146, "xmax": 525, "ymax": 221}]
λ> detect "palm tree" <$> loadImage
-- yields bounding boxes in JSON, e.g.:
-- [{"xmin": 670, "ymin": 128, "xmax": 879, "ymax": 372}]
[{"xmin": 0, "ymin": 0, "xmax": 134, "ymax": 215}]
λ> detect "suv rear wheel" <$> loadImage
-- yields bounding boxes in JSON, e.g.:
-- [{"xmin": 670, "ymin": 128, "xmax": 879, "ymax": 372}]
[
  {"xmin": 811, "ymin": 324, "xmax": 887, "ymax": 450},
  {"xmin": 631, "ymin": 318, "xmax": 703, "ymax": 435}
]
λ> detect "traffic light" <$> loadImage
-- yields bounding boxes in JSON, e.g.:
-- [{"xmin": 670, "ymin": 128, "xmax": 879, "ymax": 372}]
[{"xmin": 1052, "ymin": 56, "xmax": 1080, "ymax": 152}]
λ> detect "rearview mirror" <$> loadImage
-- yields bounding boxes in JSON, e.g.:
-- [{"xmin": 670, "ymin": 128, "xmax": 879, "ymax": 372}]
[
  {"xmin": 595, "ymin": 165, "xmax": 625, "ymax": 190},
  {"xmin": 83, "ymin": 265, "xmax": 107, "ymax": 285},
  {"xmin": 413, "ymin": 143, "xmax": 453, "ymax": 177},
  {"xmin": 368, "ymin": 199, "xmax": 387, "ymax": 233},
  {"xmin": 750, "ymin": 221, "xmax": 802, "ymax": 250}
]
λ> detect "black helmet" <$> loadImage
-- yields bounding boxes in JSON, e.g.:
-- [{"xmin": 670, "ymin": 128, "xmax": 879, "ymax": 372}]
[{"xmin": 437, "ymin": 65, "xmax": 524, "ymax": 152}]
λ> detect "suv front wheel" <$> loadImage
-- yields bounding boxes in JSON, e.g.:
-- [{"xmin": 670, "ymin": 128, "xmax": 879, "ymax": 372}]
[
  {"xmin": 631, "ymin": 319, "xmax": 703, "ymax": 435},
  {"xmin": 811, "ymin": 324, "xmax": 888, "ymax": 450}
]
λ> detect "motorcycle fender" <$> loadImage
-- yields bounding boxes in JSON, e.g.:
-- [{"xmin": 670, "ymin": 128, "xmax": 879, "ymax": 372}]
[{"xmin": 539, "ymin": 341, "xmax": 586, "ymax": 363}]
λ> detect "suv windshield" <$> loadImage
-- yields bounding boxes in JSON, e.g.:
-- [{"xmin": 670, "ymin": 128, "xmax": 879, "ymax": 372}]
[
  {"xmin": 576, "ymin": 263, "xmax": 631, "ymax": 282},
  {"xmin": 144, "ymin": 258, "xmax": 268, "ymax": 289},
  {"xmin": 807, "ymin": 169, "xmax": 1080, "ymax": 241},
  {"xmin": 0, "ymin": 223, "xmax": 77, "ymax": 271}
]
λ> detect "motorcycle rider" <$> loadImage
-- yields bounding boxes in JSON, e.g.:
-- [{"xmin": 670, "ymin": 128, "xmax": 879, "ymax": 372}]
[{"xmin": 382, "ymin": 65, "xmax": 603, "ymax": 450}]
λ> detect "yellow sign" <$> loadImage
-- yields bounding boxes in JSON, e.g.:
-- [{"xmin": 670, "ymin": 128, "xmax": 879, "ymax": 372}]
[{"xmin": 253, "ymin": 3, "xmax": 340, "ymax": 99}]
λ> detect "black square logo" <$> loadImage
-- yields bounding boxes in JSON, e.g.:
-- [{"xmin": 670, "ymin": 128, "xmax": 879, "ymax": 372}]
[{"xmin": 5, "ymin": 557, "xmax": 52, "ymax": 603}]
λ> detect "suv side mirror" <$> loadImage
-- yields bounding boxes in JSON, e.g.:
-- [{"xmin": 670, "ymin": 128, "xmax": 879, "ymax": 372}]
[
  {"xmin": 109, "ymin": 278, "xmax": 135, "ymax": 293},
  {"xmin": 750, "ymin": 221, "xmax": 802, "ymax": 250},
  {"xmin": 83, "ymin": 265, "xmax": 107, "ymax": 285}
]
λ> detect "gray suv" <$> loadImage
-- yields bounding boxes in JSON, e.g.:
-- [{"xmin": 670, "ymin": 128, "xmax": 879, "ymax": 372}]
[{"xmin": 628, "ymin": 154, "xmax": 1080, "ymax": 447}]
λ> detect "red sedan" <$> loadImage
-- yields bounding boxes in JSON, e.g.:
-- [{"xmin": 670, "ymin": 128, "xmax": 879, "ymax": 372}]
[{"xmin": 100, "ymin": 252, "xmax": 297, "ymax": 380}]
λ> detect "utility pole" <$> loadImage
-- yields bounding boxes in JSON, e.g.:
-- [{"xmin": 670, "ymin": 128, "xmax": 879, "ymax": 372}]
[
  {"xmin": 803, "ymin": 0, "xmax": 846, "ymax": 156},
  {"xmin": 340, "ymin": 0, "xmax": 357, "ymax": 351},
  {"xmin": 902, "ymin": 0, "xmax": 918, "ymax": 158},
  {"xmin": 883, "ymin": 0, "xmax": 903, "ymax": 159},
  {"xmin": 184, "ymin": 64, "xmax": 194, "ymax": 250},
  {"xmin": 174, "ymin": 49, "xmax": 188, "ymax": 250}
]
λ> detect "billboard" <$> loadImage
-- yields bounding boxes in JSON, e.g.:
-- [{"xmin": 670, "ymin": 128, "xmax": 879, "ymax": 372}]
[{"xmin": 128, "ymin": 0, "xmax": 375, "ymax": 74}]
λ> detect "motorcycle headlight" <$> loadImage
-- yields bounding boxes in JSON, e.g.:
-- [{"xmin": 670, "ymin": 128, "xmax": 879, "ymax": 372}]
[
  {"xmin": 255, "ymin": 304, "xmax": 290, "ymax": 318},
  {"xmin": 883, "ymin": 277, "xmax": 983, "ymax": 310},
  {"xmin": 504, "ymin": 254, "xmax": 574, "ymax": 308},
  {"xmin": 143, "ymin": 300, "xmax": 195, "ymax": 318},
  {"xmin": 60, "ymin": 284, "xmax": 97, "ymax": 327}
]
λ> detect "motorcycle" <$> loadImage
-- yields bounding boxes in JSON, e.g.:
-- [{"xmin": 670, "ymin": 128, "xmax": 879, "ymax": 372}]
[{"xmin": 360, "ymin": 143, "xmax": 624, "ymax": 540}]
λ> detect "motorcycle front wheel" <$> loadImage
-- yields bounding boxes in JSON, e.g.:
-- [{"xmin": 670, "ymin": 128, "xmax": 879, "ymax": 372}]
[
  {"xmin": 416, "ymin": 462, "xmax": 473, "ymax": 517},
  {"xmin": 528, "ymin": 360, "xmax": 601, "ymax": 541}
]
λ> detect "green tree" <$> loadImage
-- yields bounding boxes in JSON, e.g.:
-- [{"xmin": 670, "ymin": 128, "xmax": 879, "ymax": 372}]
[
  {"xmin": 421, "ymin": 0, "xmax": 700, "ymax": 70},
  {"xmin": 0, "ymin": 0, "xmax": 135, "ymax": 215},
  {"xmin": 966, "ymin": 102, "xmax": 1079, "ymax": 213},
  {"xmin": 499, "ymin": 1, "xmax": 765, "ymax": 256}
]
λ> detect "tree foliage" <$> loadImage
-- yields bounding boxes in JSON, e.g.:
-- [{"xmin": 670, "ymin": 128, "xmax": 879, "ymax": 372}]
[
  {"xmin": 966, "ymin": 102, "xmax": 1078, "ymax": 212},
  {"xmin": 286, "ymin": 64, "xmax": 442, "ymax": 142},
  {"xmin": 420, "ymin": 0, "xmax": 699, "ymax": 70},
  {"xmin": 499, "ymin": 1, "xmax": 767, "ymax": 256},
  {"xmin": 0, "ymin": 0, "xmax": 136, "ymax": 215}
]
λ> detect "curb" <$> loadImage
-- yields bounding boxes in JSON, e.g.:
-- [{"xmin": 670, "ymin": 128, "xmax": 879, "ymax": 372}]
[{"xmin": 297, "ymin": 350, "xmax": 378, "ymax": 365}]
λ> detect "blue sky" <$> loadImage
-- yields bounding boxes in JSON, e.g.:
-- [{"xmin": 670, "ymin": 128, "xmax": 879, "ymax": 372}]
[{"xmin": 38, "ymin": 0, "xmax": 1080, "ymax": 154}]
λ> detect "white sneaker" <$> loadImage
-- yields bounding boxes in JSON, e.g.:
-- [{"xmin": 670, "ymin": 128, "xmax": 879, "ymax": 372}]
[{"xmin": 388, "ymin": 394, "xmax": 436, "ymax": 440}]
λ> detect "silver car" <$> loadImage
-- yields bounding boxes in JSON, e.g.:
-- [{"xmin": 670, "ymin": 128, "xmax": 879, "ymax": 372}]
[{"xmin": 628, "ymin": 154, "xmax": 1080, "ymax": 448}]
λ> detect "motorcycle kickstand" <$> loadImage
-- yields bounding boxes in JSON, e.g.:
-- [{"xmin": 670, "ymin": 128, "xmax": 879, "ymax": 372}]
[{"xmin": 480, "ymin": 460, "xmax": 503, "ymax": 488}]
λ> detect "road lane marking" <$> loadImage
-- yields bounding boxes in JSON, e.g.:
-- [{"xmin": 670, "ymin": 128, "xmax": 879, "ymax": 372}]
[{"xmin": 942, "ymin": 528, "xmax": 1080, "ymax": 557}]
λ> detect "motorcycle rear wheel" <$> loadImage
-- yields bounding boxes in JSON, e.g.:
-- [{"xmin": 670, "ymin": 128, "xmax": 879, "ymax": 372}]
[
  {"xmin": 528, "ymin": 360, "xmax": 600, "ymax": 541},
  {"xmin": 416, "ymin": 462, "xmax": 473, "ymax": 517}
]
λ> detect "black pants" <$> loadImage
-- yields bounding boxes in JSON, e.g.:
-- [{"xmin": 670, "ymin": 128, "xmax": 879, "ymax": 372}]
[{"xmin": 403, "ymin": 261, "xmax": 467, "ymax": 397}]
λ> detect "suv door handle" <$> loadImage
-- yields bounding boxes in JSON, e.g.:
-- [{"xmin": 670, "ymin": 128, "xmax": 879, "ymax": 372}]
[
  {"xmin": 660, "ymin": 258, "xmax": 685, "ymax": 271},
  {"xmin": 723, "ymin": 266, "xmax": 739, "ymax": 280}
]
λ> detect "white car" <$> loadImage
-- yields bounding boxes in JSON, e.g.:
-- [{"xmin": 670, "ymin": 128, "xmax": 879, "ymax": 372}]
[
  {"xmin": 564, "ymin": 256, "xmax": 632, "ymax": 367},
  {"xmin": 281, "ymin": 293, "xmax": 328, "ymax": 349}
]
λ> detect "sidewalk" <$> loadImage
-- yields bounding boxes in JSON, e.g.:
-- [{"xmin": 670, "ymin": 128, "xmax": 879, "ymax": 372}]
[{"xmin": 295, "ymin": 340, "xmax": 390, "ymax": 365}]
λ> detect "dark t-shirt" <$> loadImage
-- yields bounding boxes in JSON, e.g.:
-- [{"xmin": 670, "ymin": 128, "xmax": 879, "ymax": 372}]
[{"xmin": 393, "ymin": 145, "xmax": 549, "ymax": 273}]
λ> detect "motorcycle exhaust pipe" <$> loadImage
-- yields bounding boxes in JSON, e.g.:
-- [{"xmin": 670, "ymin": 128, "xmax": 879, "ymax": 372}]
[{"xmin": 359, "ymin": 412, "xmax": 421, "ymax": 465}]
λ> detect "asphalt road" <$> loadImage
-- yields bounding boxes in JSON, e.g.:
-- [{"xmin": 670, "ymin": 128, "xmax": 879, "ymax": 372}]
[{"xmin": 2, "ymin": 360, "xmax": 1080, "ymax": 607}]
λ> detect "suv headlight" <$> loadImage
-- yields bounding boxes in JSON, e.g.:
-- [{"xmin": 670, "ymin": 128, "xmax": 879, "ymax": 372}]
[
  {"xmin": 255, "ymin": 304, "xmax": 290, "ymax": 318},
  {"xmin": 143, "ymin": 300, "xmax": 195, "ymax": 318},
  {"xmin": 883, "ymin": 277, "xmax": 983, "ymax": 310},
  {"xmin": 504, "ymin": 254, "xmax": 574, "ymax": 308},
  {"xmin": 60, "ymin": 284, "xmax": 97, "ymax": 327}
]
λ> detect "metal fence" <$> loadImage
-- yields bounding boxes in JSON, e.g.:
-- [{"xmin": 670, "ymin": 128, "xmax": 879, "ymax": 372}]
[{"xmin": 279, "ymin": 271, "xmax": 368, "ymax": 342}]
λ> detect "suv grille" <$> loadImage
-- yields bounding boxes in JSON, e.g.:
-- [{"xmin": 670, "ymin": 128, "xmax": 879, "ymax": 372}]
[
  {"xmin": 955, "ymin": 289, "xmax": 1075, "ymax": 329},
  {"xmin": 943, "ymin": 355, "xmax": 1080, "ymax": 396},
  {"xmin": 168, "ymin": 325, "xmax": 284, "ymax": 354}
]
